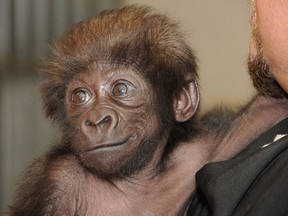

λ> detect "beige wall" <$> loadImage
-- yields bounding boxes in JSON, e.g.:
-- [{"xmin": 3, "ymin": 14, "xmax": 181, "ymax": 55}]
[{"xmin": 120, "ymin": 0, "xmax": 255, "ymax": 109}]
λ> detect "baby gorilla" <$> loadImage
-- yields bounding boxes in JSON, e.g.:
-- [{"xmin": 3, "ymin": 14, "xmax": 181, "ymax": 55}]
[{"xmin": 8, "ymin": 5, "xmax": 201, "ymax": 215}]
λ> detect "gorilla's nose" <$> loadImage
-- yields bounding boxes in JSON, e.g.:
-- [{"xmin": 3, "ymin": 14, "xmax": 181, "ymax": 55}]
[{"xmin": 81, "ymin": 108, "xmax": 118, "ymax": 139}]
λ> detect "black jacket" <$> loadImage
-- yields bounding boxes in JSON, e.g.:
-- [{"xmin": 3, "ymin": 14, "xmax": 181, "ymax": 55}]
[{"xmin": 188, "ymin": 117, "xmax": 288, "ymax": 216}]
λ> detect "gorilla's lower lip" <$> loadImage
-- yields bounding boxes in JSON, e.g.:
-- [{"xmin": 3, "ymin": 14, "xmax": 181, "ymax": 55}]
[{"xmin": 86, "ymin": 136, "xmax": 131, "ymax": 152}]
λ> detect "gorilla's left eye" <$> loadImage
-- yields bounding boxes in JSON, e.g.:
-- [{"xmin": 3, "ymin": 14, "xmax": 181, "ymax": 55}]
[
  {"xmin": 71, "ymin": 88, "xmax": 92, "ymax": 105},
  {"xmin": 112, "ymin": 81, "xmax": 134, "ymax": 97}
]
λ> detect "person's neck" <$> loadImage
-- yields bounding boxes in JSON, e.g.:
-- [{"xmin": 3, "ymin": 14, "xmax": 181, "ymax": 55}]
[{"xmin": 211, "ymin": 95, "xmax": 288, "ymax": 161}]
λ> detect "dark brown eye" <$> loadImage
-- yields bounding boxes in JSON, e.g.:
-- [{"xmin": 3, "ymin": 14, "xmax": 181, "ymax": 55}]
[
  {"xmin": 112, "ymin": 82, "xmax": 134, "ymax": 97},
  {"xmin": 71, "ymin": 88, "xmax": 91, "ymax": 105}
]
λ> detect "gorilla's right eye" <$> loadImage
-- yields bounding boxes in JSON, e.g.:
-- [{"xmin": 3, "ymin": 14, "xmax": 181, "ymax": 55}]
[{"xmin": 71, "ymin": 88, "xmax": 92, "ymax": 105}]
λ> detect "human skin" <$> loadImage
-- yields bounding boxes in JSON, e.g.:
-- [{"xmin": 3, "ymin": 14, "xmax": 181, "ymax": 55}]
[{"xmin": 250, "ymin": 0, "xmax": 288, "ymax": 93}]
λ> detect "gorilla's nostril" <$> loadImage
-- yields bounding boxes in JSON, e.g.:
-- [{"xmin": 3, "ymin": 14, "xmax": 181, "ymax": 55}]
[
  {"xmin": 85, "ymin": 116, "xmax": 111, "ymax": 128},
  {"xmin": 99, "ymin": 116, "xmax": 110, "ymax": 125},
  {"xmin": 85, "ymin": 120, "xmax": 95, "ymax": 127}
]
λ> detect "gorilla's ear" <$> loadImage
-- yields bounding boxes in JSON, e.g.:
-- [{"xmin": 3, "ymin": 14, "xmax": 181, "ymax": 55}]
[{"xmin": 173, "ymin": 80, "xmax": 199, "ymax": 122}]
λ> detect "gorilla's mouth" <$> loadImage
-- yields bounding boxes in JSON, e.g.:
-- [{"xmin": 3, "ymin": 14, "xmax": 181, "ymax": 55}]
[{"xmin": 85, "ymin": 136, "xmax": 132, "ymax": 152}]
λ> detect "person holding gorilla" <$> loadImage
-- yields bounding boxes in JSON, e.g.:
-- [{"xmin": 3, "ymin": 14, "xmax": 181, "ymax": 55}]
[
  {"xmin": 6, "ymin": 3, "xmax": 288, "ymax": 216},
  {"xmin": 188, "ymin": 0, "xmax": 288, "ymax": 215}
]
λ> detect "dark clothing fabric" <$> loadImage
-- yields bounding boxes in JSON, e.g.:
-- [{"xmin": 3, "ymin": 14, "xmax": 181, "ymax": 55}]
[{"xmin": 188, "ymin": 117, "xmax": 288, "ymax": 216}]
